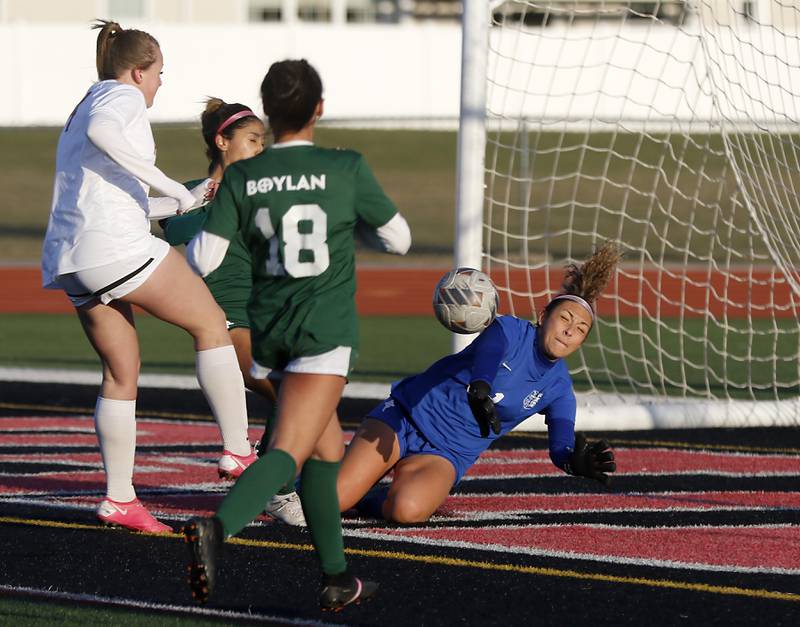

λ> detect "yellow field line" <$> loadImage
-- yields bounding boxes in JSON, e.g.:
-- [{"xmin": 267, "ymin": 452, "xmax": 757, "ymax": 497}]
[{"xmin": 1, "ymin": 515, "xmax": 797, "ymax": 603}]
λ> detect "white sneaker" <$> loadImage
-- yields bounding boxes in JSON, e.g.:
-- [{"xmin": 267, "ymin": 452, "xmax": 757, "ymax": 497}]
[{"xmin": 264, "ymin": 491, "xmax": 306, "ymax": 526}]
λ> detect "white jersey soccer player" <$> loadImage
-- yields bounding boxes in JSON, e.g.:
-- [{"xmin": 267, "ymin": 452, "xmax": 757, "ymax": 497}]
[
  {"xmin": 42, "ymin": 80, "xmax": 199, "ymax": 292},
  {"xmin": 40, "ymin": 20, "xmax": 256, "ymax": 534}
]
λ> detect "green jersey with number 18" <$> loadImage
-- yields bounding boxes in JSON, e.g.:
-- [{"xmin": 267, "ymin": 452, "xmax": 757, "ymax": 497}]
[{"xmin": 203, "ymin": 143, "xmax": 399, "ymax": 367}]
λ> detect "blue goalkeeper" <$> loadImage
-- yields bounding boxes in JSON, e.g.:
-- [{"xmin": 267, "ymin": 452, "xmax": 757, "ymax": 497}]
[{"xmin": 337, "ymin": 242, "xmax": 621, "ymax": 523}]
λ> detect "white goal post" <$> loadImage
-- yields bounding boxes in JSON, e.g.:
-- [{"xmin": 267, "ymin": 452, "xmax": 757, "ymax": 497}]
[{"xmin": 455, "ymin": 0, "xmax": 800, "ymax": 428}]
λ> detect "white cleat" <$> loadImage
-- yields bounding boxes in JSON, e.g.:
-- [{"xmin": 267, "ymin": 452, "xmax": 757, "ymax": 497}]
[{"xmin": 264, "ymin": 491, "xmax": 307, "ymax": 526}]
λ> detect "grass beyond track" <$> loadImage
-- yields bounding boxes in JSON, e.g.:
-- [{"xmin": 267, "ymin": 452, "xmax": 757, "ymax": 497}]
[
  {"xmin": 0, "ymin": 312, "xmax": 449, "ymax": 384},
  {"xmin": 1, "ymin": 312, "xmax": 797, "ymax": 399},
  {"xmin": 0, "ymin": 594, "xmax": 229, "ymax": 626},
  {"xmin": 0, "ymin": 126, "xmax": 457, "ymax": 264}
]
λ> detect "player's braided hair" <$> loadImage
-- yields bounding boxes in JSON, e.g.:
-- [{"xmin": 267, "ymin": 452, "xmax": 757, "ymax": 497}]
[{"xmin": 92, "ymin": 19, "xmax": 159, "ymax": 81}]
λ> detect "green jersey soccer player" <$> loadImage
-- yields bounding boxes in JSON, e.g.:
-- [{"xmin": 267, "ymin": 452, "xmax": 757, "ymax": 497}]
[{"xmin": 182, "ymin": 59, "xmax": 410, "ymax": 610}]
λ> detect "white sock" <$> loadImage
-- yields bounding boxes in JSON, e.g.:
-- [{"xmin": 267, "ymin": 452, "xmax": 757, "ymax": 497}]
[
  {"xmin": 94, "ymin": 396, "xmax": 137, "ymax": 503},
  {"xmin": 196, "ymin": 345, "xmax": 251, "ymax": 456}
]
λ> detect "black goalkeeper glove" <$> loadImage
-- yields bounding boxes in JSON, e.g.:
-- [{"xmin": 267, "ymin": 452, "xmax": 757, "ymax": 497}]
[
  {"xmin": 467, "ymin": 380, "xmax": 501, "ymax": 438},
  {"xmin": 567, "ymin": 433, "xmax": 616, "ymax": 485}
]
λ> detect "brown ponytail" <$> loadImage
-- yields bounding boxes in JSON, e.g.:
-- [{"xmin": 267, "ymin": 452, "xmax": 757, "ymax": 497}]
[
  {"xmin": 200, "ymin": 97, "xmax": 258, "ymax": 176},
  {"xmin": 560, "ymin": 241, "xmax": 622, "ymax": 306},
  {"xmin": 92, "ymin": 19, "xmax": 159, "ymax": 81}
]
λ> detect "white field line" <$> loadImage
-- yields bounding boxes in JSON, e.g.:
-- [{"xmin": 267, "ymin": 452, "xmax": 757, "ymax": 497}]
[
  {"xmin": 343, "ymin": 527, "xmax": 800, "ymax": 576},
  {"xmin": 0, "ymin": 366, "xmax": 390, "ymax": 399},
  {"xmin": 0, "ymin": 584, "xmax": 332, "ymax": 625},
  {"xmin": 2, "ymin": 366, "xmax": 799, "ymax": 429}
]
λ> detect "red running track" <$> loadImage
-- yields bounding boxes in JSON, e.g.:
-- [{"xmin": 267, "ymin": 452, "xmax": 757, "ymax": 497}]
[
  {"xmin": 368, "ymin": 524, "xmax": 800, "ymax": 573},
  {"xmin": 2, "ymin": 266, "xmax": 798, "ymax": 318},
  {"xmin": 1, "ymin": 415, "xmax": 798, "ymax": 577}
]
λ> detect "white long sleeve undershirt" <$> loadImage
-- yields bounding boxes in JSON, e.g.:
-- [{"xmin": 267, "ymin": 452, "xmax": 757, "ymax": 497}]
[
  {"xmin": 357, "ymin": 212, "xmax": 412, "ymax": 255},
  {"xmin": 187, "ymin": 231, "xmax": 231, "ymax": 277},
  {"xmin": 188, "ymin": 212, "xmax": 411, "ymax": 278},
  {"xmin": 86, "ymin": 112, "xmax": 196, "ymax": 212}
]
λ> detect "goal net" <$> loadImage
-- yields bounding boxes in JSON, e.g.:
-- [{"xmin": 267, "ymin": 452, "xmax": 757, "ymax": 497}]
[{"xmin": 473, "ymin": 0, "xmax": 800, "ymax": 427}]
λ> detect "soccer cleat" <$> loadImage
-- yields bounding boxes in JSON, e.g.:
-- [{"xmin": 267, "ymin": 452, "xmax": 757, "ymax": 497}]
[
  {"xmin": 319, "ymin": 569, "xmax": 378, "ymax": 611},
  {"xmin": 264, "ymin": 491, "xmax": 307, "ymax": 526},
  {"xmin": 182, "ymin": 516, "xmax": 223, "ymax": 606},
  {"xmin": 96, "ymin": 498, "xmax": 173, "ymax": 534},
  {"xmin": 217, "ymin": 449, "xmax": 257, "ymax": 480}
]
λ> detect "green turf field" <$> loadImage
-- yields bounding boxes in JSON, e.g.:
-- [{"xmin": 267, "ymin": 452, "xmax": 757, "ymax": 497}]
[
  {"xmin": 578, "ymin": 316, "xmax": 799, "ymax": 400},
  {"xmin": 484, "ymin": 130, "xmax": 783, "ymax": 264},
  {"xmin": 0, "ymin": 125, "xmax": 457, "ymax": 264},
  {"xmin": 1, "ymin": 125, "xmax": 796, "ymax": 400},
  {"xmin": 0, "ymin": 313, "xmax": 450, "ymax": 384},
  {"xmin": 3, "ymin": 125, "xmax": 788, "ymax": 264},
  {"xmin": 1, "ymin": 312, "xmax": 795, "ymax": 399}
]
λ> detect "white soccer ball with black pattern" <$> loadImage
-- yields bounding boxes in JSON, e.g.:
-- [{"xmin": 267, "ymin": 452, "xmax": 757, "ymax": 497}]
[{"xmin": 433, "ymin": 268, "xmax": 499, "ymax": 334}]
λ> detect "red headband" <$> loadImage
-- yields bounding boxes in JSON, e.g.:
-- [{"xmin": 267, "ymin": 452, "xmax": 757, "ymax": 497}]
[{"xmin": 216, "ymin": 109, "xmax": 257, "ymax": 136}]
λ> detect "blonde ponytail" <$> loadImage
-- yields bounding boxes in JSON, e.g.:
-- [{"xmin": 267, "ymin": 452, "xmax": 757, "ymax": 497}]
[{"xmin": 91, "ymin": 19, "xmax": 159, "ymax": 81}]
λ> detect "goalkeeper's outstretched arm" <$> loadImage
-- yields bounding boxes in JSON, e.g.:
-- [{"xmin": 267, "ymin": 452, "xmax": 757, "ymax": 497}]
[{"xmin": 547, "ymin": 418, "xmax": 616, "ymax": 485}]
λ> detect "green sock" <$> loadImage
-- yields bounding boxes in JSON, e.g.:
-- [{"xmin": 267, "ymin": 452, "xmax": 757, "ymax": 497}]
[
  {"xmin": 257, "ymin": 404, "xmax": 294, "ymax": 496},
  {"xmin": 216, "ymin": 448, "xmax": 296, "ymax": 537},
  {"xmin": 299, "ymin": 458, "xmax": 347, "ymax": 576}
]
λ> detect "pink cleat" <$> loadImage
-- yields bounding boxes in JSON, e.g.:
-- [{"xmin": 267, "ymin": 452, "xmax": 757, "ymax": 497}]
[
  {"xmin": 97, "ymin": 498, "xmax": 173, "ymax": 534},
  {"xmin": 217, "ymin": 449, "xmax": 257, "ymax": 480}
]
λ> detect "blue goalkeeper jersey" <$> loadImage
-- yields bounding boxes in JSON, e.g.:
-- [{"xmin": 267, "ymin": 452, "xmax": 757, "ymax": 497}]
[{"xmin": 391, "ymin": 315, "xmax": 577, "ymax": 463}]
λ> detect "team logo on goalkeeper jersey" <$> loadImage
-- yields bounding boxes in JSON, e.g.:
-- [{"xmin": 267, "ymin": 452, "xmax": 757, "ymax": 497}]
[{"xmin": 523, "ymin": 390, "xmax": 543, "ymax": 409}]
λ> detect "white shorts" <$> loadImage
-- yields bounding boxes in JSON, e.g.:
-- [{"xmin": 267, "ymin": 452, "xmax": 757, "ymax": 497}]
[
  {"xmin": 251, "ymin": 346, "xmax": 353, "ymax": 380},
  {"xmin": 57, "ymin": 238, "xmax": 170, "ymax": 307}
]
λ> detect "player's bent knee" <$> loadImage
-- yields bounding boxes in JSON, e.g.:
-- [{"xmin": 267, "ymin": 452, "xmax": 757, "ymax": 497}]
[
  {"xmin": 188, "ymin": 308, "xmax": 230, "ymax": 346},
  {"xmin": 384, "ymin": 493, "xmax": 434, "ymax": 524}
]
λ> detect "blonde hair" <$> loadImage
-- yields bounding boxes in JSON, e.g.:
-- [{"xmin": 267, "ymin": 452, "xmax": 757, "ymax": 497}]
[
  {"xmin": 92, "ymin": 19, "xmax": 159, "ymax": 81},
  {"xmin": 559, "ymin": 241, "xmax": 622, "ymax": 306}
]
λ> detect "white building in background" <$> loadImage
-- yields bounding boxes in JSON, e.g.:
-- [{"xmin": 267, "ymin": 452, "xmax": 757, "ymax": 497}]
[
  {"xmin": 0, "ymin": 0, "xmax": 462, "ymax": 24},
  {"xmin": 0, "ymin": 1, "xmax": 794, "ymax": 126},
  {"xmin": 0, "ymin": 1, "xmax": 466, "ymax": 126},
  {"xmin": 0, "ymin": 1, "xmax": 792, "ymax": 27}
]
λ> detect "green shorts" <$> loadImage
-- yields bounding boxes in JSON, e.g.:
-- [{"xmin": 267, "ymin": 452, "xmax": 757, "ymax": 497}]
[
  {"xmin": 205, "ymin": 256, "xmax": 250, "ymax": 331},
  {"xmin": 250, "ymin": 310, "xmax": 358, "ymax": 377},
  {"xmin": 219, "ymin": 301, "xmax": 249, "ymax": 330}
]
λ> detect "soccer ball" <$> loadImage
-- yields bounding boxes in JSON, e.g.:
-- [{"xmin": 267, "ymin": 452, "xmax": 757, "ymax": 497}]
[{"xmin": 433, "ymin": 267, "xmax": 499, "ymax": 334}]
